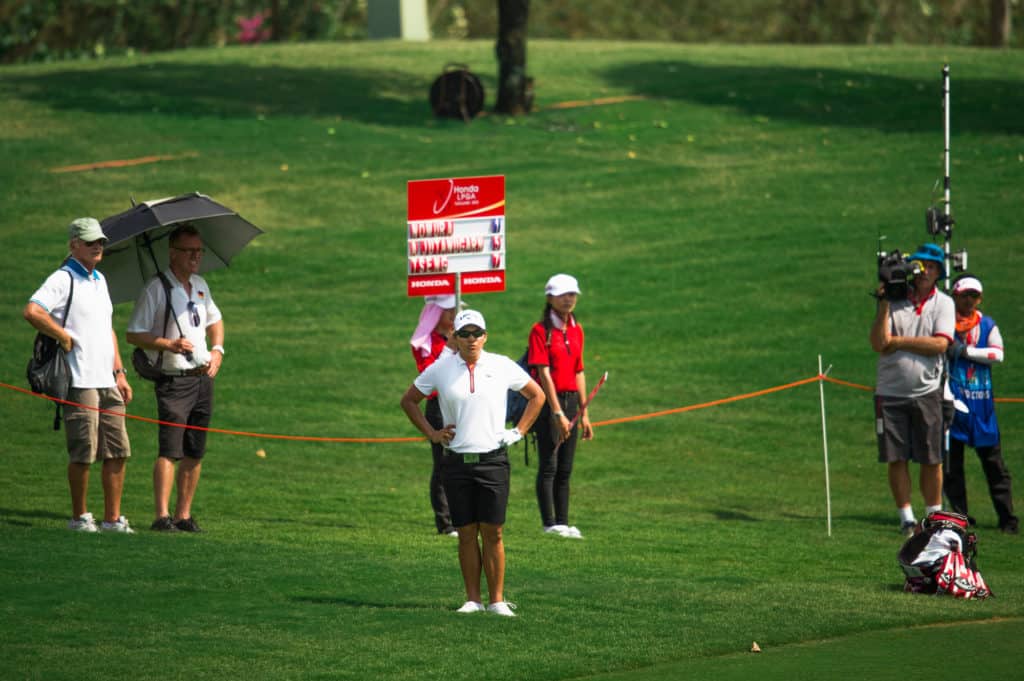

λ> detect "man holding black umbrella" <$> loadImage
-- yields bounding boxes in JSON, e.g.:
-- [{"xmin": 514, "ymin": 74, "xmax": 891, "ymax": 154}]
[{"xmin": 127, "ymin": 224, "xmax": 225, "ymax": 533}]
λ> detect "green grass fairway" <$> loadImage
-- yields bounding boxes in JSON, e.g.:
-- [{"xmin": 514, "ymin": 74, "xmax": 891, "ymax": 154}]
[
  {"xmin": 588, "ymin": 618, "xmax": 1024, "ymax": 681},
  {"xmin": 1, "ymin": 40, "xmax": 1022, "ymax": 681}
]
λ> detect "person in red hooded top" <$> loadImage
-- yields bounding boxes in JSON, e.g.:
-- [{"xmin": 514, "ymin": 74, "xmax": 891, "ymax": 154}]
[{"xmin": 410, "ymin": 295, "xmax": 458, "ymax": 536}]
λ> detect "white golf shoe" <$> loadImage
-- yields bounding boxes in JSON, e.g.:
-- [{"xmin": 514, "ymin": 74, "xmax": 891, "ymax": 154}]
[
  {"xmin": 487, "ymin": 602, "xmax": 517, "ymax": 617},
  {"xmin": 456, "ymin": 601, "xmax": 485, "ymax": 613},
  {"xmin": 100, "ymin": 516, "xmax": 135, "ymax": 534},
  {"xmin": 68, "ymin": 512, "xmax": 98, "ymax": 532}
]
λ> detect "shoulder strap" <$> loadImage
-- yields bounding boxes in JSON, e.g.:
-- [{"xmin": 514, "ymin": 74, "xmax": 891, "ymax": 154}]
[
  {"xmin": 154, "ymin": 273, "xmax": 180, "ymax": 364},
  {"xmin": 59, "ymin": 269, "xmax": 74, "ymax": 328},
  {"xmin": 52, "ymin": 269, "xmax": 75, "ymax": 431}
]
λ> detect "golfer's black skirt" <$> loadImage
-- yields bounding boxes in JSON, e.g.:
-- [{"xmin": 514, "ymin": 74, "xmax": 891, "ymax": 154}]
[{"xmin": 441, "ymin": 457, "xmax": 510, "ymax": 527}]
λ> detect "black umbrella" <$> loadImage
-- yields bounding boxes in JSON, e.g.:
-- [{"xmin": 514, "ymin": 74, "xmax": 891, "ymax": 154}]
[{"xmin": 100, "ymin": 192, "xmax": 263, "ymax": 304}]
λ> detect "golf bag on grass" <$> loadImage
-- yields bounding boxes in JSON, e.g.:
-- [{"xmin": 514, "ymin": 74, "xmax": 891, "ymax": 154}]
[{"xmin": 898, "ymin": 510, "xmax": 991, "ymax": 599}]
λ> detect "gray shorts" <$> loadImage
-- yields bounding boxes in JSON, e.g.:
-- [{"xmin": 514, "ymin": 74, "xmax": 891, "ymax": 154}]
[
  {"xmin": 156, "ymin": 375, "xmax": 214, "ymax": 460},
  {"xmin": 875, "ymin": 390, "xmax": 944, "ymax": 465},
  {"xmin": 64, "ymin": 387, "xmax": 131, "ymax": 464}
]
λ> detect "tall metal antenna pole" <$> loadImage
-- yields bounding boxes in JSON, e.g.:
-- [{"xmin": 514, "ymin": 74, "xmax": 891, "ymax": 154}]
[{"xmin": 942, "ymin": 64, "xmax": 952, "ymax": 292}]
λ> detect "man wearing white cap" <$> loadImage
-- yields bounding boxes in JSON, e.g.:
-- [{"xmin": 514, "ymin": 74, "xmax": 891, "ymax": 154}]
[
  {"xmin": 944, "ymin": 274, "xmax": 1017, "ymax": 534},
  {"xmin": 401, "ymin": 309, "xmax": 544, "ymax": 616},
  {"xmin": 409, "ymin": 294, "xmax": 459, "ymax": 536},
  {"xmin": 24, "ymin": 218, "xmax": 135, "ymax": 533}
]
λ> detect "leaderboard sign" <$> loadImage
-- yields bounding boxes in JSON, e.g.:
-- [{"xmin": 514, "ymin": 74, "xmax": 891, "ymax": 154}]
[{"xmin": 407, "ymin": 175, "xmax": 506, "ymax": 297}]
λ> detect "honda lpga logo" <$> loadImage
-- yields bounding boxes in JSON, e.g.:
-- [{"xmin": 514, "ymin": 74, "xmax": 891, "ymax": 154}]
[{"xmin": 432, "ymin": 179, "xmax": 480, "ymax": 214}]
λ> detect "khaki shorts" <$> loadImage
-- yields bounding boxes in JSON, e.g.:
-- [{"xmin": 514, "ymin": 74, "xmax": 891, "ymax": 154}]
[
  {"xmin": 64, "ymin": 387, "xmax": 131, "ymax": 464},
  {"xmin": 875, "ymin": 390, "xmax": 943, "ymax": 465}
]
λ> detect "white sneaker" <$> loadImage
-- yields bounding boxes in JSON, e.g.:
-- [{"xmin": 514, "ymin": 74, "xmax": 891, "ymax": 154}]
[
  {"xmin": 456, "ymin": 601, "xmax": 485, "ymax": 613},
  {"xmin": 544, "ymin": 524, "xmax": 570, "ymax": 537},
  {"xmin": 447, "ymin": 530, "xmax": 459, "ymax": 537},
  {"xmin": 68, "ymin": 512, "xmax": 98, "ymax": 532},
  {"xmin": 565, "ymin": 526, "xmax": 583, "ymax": 539},
  {"xmin": 100, "ymin": 516, "xmax": 135, "ymax": 534},
  {"xmin": 487, "ymin": 601, "xmax": 517, "ymax": 617}
]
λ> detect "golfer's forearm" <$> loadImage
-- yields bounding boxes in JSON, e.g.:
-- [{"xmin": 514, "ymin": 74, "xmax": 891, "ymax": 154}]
[
  {"xmin": 536, "ymin": 367, "xmax": 561, "ymax": 414},
  {"xmin": 400, "ymin": 390, "xmax": 434, "ymax": 439},
  {"xmin": 126, "ymin": 331, "xmax": 172, "ymax": 353},
  {"xmin": 576, "ymin": 372, "xmax": 587, "ymax": 411},
  {"xmin": 517, "ymin": 383, "xmax": 545, "ymax": 434},
  {"xmin": 23, "ymin": 303, "xmax": 68, "ymax": 343},
  {"xmin": 891, "ymin": 335, "xmax": 950, "ymax": 356}
]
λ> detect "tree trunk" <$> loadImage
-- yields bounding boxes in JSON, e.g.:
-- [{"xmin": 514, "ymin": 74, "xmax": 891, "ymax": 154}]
[
  {"xmin": 990, "ymin": 0, "xmax": 1011, "ymax": 47},
  {"xmin": 269, "ymin": 0, "xmax": 285, "ymax": 41},
  {"xmin": 495, "ymin": 0, "xmax": 530, "ymax": 115}
]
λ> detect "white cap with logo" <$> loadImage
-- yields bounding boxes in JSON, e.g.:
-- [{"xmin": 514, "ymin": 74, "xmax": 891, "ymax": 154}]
[{"xmin": 453, "ymin": 309, "xmax": 486, "ymax": 332}]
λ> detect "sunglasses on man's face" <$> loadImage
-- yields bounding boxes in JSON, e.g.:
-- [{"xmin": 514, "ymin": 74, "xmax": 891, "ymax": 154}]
[{"xmin": 455, "ymin": 328, "xmax": 485, "ymax": 339}]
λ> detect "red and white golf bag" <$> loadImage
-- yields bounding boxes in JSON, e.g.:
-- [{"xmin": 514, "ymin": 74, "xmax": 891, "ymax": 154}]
[{"xmin": 897, "ymin": 510, "xmax": 992, "ymax": 600}]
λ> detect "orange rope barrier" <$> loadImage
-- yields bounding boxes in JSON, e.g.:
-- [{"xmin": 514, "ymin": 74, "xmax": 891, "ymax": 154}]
[
  {"xmin": 591, "ymin": 375, "xmax": 822, "ymax": 428},
  {"xmin": 1, "ymin": 382, "xmax": 420, "ymax": 443},
  {"xmin": 543, "ymin": 95, "xmax": 649, "ymax": 111},
  {"xmin": 49, "ymin": 151, "xmax": 199, "ymax": 174},
  {"xmin": 822, "ymin": 376, "xmax": 872, "ymax": 392},
  {"xmin": 4, "ymin": 374, "xmax": 1020, "ymax": 442}
]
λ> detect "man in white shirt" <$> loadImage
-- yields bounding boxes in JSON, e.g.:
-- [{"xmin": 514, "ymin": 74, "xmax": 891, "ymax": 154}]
[
  {"xmin": 24, "ymin": 218, "xmax": 134, "ymax": 533},
  {"xmin": 401, "ymin": 310, "xmax": 544, "ymax": 616},
  {"xmin": 127, "ymin": 224, "xmax": 225, "ymax": 533}
]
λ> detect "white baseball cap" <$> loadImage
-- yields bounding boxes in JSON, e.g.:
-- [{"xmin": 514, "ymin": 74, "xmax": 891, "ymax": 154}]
[
  {"xmin": 545, "ymin": 273, "xmax": 580, "ymax": 297},
  {"xmin": 952, "ymin": 276, "xmax": 983, "ymax": 294},
  {"xmin": 453, "ymin": 309, "xmax": 486, "ymax": 331}
]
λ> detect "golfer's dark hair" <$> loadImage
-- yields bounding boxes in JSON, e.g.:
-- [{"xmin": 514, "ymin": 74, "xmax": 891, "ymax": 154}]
[
  {"xmin": 168, "ymin": 223, "xmax": 200, "ymax": 246},
  {"xmin": 539, "ymin": 303, "xmax": 575, "ymax": 359},
  {"xmin": 540, "ymin": 302, "xmax": 555, "ymax": 334}
]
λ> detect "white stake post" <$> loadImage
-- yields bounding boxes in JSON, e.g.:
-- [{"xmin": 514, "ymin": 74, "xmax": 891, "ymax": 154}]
[
  {"xmin": 942, "ymin": 64, "xmax": 952, "ymax": 292},
  {"xmin": 818, "ymin": 355, "xmax": 833, "ymax": 537}
]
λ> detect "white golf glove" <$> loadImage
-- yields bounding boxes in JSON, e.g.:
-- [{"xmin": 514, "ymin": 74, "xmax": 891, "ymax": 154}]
[{"xmin": 500, "ymin": 428, "xmax": 523, "ymax": 447}]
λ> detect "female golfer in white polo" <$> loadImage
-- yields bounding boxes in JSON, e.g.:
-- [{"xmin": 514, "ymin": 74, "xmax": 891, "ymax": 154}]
[{"xmin": 401, "ymin": 309, "xmax": 544, "ymax": 616}]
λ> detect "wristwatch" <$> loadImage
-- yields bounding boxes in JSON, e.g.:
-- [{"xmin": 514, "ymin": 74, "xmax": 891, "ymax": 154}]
[
  {"xmin": 113, "ymin": 368, "xmax": 127, "ymax": 376},
  {"xmin": 212, "ymin": 344, "xmax": 225, "ymax": 355},
  {"xmin": 552, "ymin": 411, "xmax": 564, "ymax": 418}
]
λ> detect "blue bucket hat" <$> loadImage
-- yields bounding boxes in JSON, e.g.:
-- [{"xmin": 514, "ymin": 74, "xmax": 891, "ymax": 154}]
[{"xmin": 909, "ymin": 243, "xmax": 946, "ymax": 278}]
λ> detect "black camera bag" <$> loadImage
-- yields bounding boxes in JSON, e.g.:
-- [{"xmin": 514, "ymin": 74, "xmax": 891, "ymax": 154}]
[{"xmin": 26, "ymin": 269, "xmax": 74, "ymax": 430}]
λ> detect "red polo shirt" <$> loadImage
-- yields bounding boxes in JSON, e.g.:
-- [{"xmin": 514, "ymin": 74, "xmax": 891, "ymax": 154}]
[{"xmin": 527, "ymin": 318, "xmax": 585, "ymax": 392}]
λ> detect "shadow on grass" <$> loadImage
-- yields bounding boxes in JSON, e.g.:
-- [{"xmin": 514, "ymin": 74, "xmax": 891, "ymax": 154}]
[
  {"xmin": 2, "ymin": 61, "xmax": 462, "ymax": 127},
  {"xmin": 0, "ymin": 507, "xmax": 67, "ymax": 525},
  {"xmin": 257, "ymin": 516, "xmax": 358, "ymax": 529},
  {"xmin": 712, "ymin": 509, "xmax": 761, "ymax": 522},
  {"xmin": 601, "ymin": 61, "xmax": 1024, "ymax": 136},
  {"xmin": 292, "ymin": 595, "xmax": 434, "ymax": 610}
]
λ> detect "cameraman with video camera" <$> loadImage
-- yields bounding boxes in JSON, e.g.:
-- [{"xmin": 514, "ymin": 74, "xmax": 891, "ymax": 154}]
[{"xmin": 870, "ymin": 243, "xmax": 955, "ymax": 537}]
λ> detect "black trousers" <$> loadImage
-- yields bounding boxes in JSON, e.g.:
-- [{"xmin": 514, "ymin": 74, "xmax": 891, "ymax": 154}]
[
  {"xmin": 535, "ymin": 392, "xmax": 580, "ymax": 527},
  {"xmin": 944, "ymin": 438, "xmax": 1018, "ymax": 529},
  {"xmin": 425, "ymin": 399, "xmax": 454, "ymax": 533}
]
